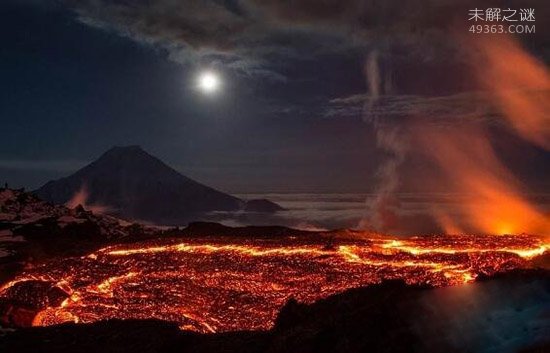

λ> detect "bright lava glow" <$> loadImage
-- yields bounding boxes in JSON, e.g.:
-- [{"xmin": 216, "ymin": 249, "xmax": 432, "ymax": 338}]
[
  {"xmin": 1, "ymin": 233, "xmax": 547, "ymax": 333},
  {"xmin": 197, "ymin": 71, "xmax": 220, "ymax": 94}
]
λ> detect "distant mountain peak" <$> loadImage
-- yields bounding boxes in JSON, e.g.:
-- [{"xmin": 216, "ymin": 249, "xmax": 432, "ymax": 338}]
[
  {"xmin": 34, "ymin": 146, "xmax": 282, "ymax": 225},
  {"xmin": 110, "ymin": 144, "xmax": 143, "ymax": 151},
  {"xmin": 85, "ymin": 145, "xmax": 179, "ymax": 178},
  {"xmin": 98, "ymin": 145, "xmax": 153, "ymax": 161}
]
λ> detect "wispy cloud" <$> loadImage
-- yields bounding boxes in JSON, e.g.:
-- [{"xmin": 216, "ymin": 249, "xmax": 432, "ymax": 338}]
[
  {"xmin": 325, "ymin": 91, "xmax": 503, "ymax": 125},
  {"xmin": 61, "ymin": 0, "xmax": 547, "ymax": 81}
]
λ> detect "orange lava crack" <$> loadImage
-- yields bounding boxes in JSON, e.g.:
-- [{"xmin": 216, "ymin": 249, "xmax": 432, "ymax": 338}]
[{"xmin": 1, "ymin": 233, "xmax": 547, "ymax": 333}]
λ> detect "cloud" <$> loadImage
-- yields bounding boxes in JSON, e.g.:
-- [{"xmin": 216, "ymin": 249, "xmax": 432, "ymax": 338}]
[
  {"xmin": 62, "ymin": 0, "xmax": 351, "ymax": 80},
  {"xmin": 69, "ymin": 0, "xmax": 250, "ymax": 48},
  {"xmin": 57, "ymin": 0, "xmax": 549, "ymax": 86},
  {"xmin": 325, "ymin": 91, "xmax": 504, "ymax": 125}
]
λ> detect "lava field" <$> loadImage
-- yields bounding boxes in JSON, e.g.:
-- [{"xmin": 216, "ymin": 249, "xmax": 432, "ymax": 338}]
[{"xmin": 1, "ymin": 233, "xmax": 547, "ymax": 333}]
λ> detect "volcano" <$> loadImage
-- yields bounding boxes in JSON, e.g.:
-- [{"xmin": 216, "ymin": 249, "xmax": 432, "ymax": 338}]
[{"xmin": 34, "ymin": 146, "xmax": 282, "ymax": 224}]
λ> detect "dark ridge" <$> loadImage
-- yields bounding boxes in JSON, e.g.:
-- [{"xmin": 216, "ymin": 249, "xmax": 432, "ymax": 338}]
[{"xmin": 182, "ymin": 221, "xmax": 314, "ymax": 238}]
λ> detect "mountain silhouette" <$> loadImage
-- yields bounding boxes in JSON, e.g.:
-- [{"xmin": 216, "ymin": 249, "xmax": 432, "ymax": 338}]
[{"xmin": 35, "ymin": 146, "xmax": 282, "ymax": 224}]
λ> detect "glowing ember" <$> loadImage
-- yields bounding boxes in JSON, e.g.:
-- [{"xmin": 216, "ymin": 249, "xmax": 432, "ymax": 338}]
[{"xmin": 1, "ymin": 233, "xmax": 547, "ymax": 333}]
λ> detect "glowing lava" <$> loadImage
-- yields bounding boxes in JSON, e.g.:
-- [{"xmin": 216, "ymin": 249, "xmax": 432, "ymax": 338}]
[{"xmin": 1, "ymin": 234, "xmax": 547, "ymax": 333}]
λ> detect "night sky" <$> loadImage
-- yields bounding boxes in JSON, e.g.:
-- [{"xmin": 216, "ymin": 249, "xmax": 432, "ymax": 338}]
[{"xmin": 1, "ymin": 0, "xmax": 548, "ymax": 195}]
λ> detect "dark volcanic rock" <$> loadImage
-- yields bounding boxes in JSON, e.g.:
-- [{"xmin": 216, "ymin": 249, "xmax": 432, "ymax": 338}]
[
  {"xmin": 182, "ymin": 221, "xmax": 312, "ymax": 238},
  {"xmin": 13, "ymin": 217, "xmax": 101, "ymax": 240},
  {"xmin": 3, "ymin": 280, "xmax": 68, "ymax": 310},
  {"xmin": 0, "ymin": 300, "xmax": 37, "ymax": 328},
  {"xmin": 0, "ymin": 188, "xmax": 162, "ymax": 284},
  {"xmin": 270, "ymin": 281, "xmax": 421, "ymax": 353},
  {"xmin": 0, "ymin": 319, "xmax": 181, "ymax": 353},
  {"xmin": 34, "ymin": 146, "xmax": 282, "ymax": 225},
  {"xmin": 1, "ymin": 280, "xmax": 68, "ymax": 327}
]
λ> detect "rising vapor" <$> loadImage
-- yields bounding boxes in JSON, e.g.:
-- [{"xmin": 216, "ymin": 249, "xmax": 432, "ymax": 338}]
[
  {"xmin": 66, "ymin": 184, "xmax": 111, "ymax": 214},
  {"xmin": 416, "ymin": 124, "xmax": 549, "ymax": 236},
  {"xmin": 417, "ymin": 34, "xmax": 550, "ymax": 236},
  {"xmin": 471, "ymin": 35, "xmax": 550, "ymax": 150},
  {"xmin": 360, "ymin": 34, "xmax": 550, "ymax": 236},
  {"xmin": 360, "ymin": 50, "xmax": 406, "ymax": 232}
]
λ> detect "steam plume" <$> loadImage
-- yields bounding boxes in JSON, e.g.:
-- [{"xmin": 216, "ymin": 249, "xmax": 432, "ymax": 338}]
[
  {"xmin": 360, "ymin": 50, "xmax": 406, "ymax": 232},
  {"xmin": 66, "ymin": 184, "xmax": 111, "ymax": 214},
  {"xmin": 470, "ymin": 35, "xmax": 550, "ymax": 150},
  {"xmin": 416, "ymin": 124, "xmax": 549, "ymax": 236},
  {"xmin": 416, "ymin": 34, "xmax": 550, "ymax": 236},
  {"xmin": 361, "ymin": 34, "xmax": 549, "ymax": 236}
]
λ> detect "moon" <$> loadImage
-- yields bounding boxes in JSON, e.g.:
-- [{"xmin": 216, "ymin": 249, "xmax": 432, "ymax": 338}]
[{"xmin": 197, "ymin": 71, "xmax": 221, "ymax": 94}]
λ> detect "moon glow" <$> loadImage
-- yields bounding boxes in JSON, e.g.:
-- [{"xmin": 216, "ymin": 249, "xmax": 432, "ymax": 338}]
[{"xmin": 197, "ymin": 71, "xmax": 221, "ymax": 94}]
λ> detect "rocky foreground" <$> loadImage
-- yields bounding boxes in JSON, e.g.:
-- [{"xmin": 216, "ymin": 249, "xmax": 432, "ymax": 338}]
[
  {"xmin": 0, "ymin": 187, "xmax": 336, "ymax": 284},
  {"xmin": 0, "ymin": 188, "xmax": 164, "ymax": 283}
]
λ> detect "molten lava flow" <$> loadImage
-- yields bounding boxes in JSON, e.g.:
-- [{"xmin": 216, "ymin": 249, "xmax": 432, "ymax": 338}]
[{"xmin": 1, "ymin": 234, "xmax": 547, "ymax": 333}]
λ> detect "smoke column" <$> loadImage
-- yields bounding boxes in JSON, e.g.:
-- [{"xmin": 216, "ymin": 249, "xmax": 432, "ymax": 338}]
[{"xmin": 359, "ymin": 50, "xmax": 406, "ymax": 232}]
